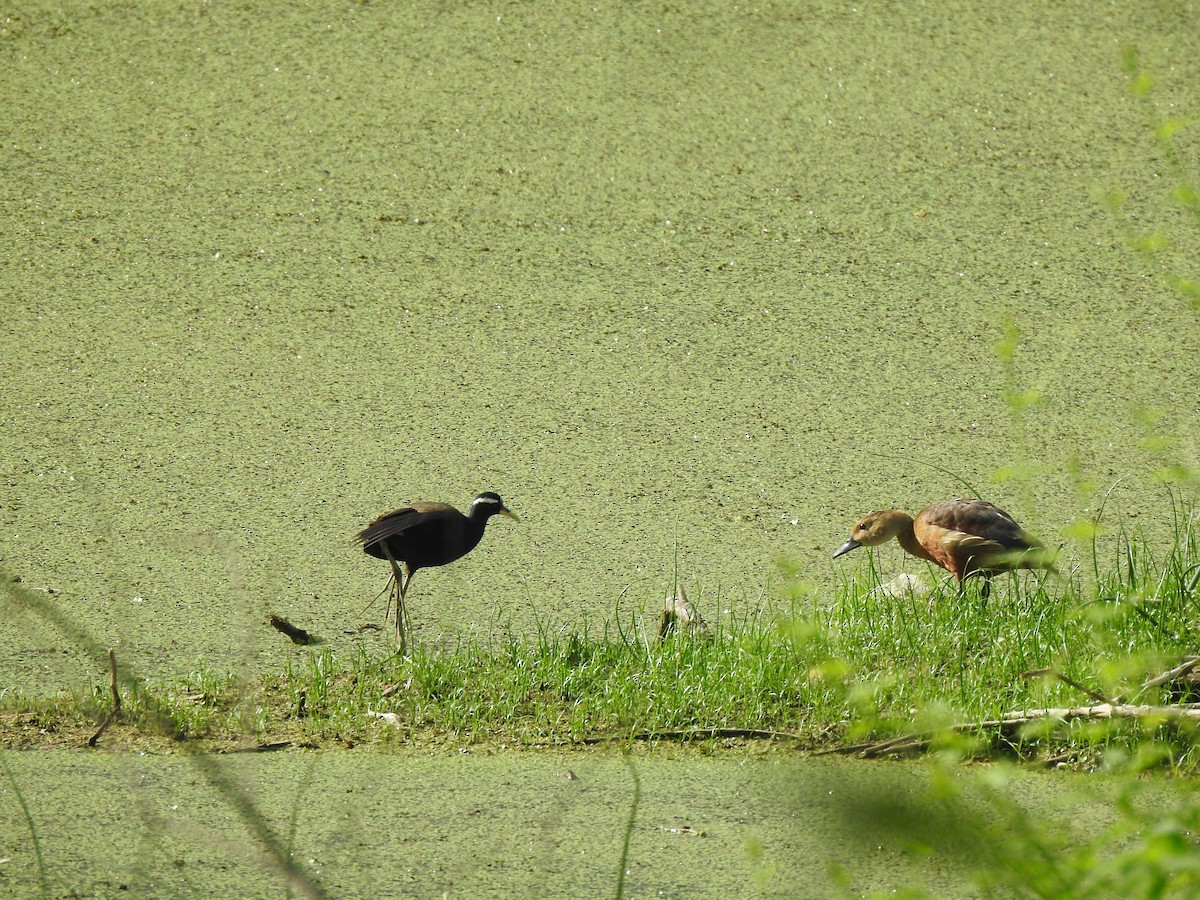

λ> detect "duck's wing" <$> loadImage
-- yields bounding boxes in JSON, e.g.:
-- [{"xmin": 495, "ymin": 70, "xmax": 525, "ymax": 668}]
[
  {"xmin": 918, "ymin": 499, "xmax": 1036, "ymax": 549},
  {"xmin": 916, "ymin": 499, "xmax": 1050, "ymax": 577},
  {"xmin": 910, "ymin": 518, "xmax": 1005, "ymax": 577}
]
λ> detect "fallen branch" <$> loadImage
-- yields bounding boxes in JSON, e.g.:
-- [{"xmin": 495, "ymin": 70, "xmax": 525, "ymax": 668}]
[
  {"xmin": 1136, "ymin": 656, "xmax": 1200, "ymax": 698},
  {"xmin": 1024, "ymin": 656, "xmax": 1200, "ymax": 706},
  {"xmin": 824, "ymin": 702, "xmax": 1200, "ymax": 759},
  {"xmin": 566, "ymin": 727, "xmax": 806, "ymax": 747},
  {"xmin": 230, "ymin": 741, "xmax": 294, "ymax": 753},
  {"xmin": 996, "ymin": 702, "xmax": 1200, "ymax": 725},
  {"xmin": 88, "ymin": 649, "xmax": 121, "ymax": 748}
]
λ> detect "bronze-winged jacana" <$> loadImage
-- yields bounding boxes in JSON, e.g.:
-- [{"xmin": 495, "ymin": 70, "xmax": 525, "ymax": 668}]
[
  {"xmin": 832, "ymin": 498, "xmax": 1053, "ymax": 596},
  {"xmin": 356, "ymin": 492, "xmax": 518, "ymax": 652}
]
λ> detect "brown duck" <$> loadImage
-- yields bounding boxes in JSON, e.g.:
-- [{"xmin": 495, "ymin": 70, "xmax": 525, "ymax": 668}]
[
  {"xmin": 356, "ymin": 492, "xmax": 518, "ymax": 651},
  {"xmin": 833, "ymin": 498, "xmax": 1053, "ymax": 592}
]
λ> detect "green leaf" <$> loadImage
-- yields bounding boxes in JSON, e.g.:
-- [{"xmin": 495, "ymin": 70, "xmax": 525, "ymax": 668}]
[
  {"xmin": 1120, "ymin": 45, "xmax": 1141, "ymax": 75},
  {"xmin": 994, "ymin": 320, "xmax": 1021, "ymax": 360},
  {"xmin": 1156, "ymin": 117, "xmax": 1190, "ymax": 143},
  {"xmin": 1168, "ymin": 182, "xmax": 1199, "ymax": 207},
  {"xmin": 1063, "ymin": 520, "xmax": 1102, "ymax": 542},
  {"xmin": 1126, "ymin": 233, "xmax": 1168, "ymax": 254},
  {"xmin": 1165, "ymin": 275, "xmax": 1200, "ymax": 299},
  {"xmin": 1100, "ymin": 188, "xmax": 1127, "ymax": 212},
  {"xmin": 1003, "ymin": 388, "xmax": 1043, "ymax": 410}
]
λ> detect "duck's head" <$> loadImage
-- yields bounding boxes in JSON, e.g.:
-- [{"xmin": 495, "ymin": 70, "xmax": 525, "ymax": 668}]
[{"xmin": 832, "ymin": 509, "xmax": 909, "ymax": 558}]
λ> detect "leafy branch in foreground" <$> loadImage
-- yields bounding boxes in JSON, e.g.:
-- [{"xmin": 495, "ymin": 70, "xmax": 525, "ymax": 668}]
[
  {"xmin": 1105, "ymin": 46, "xmax": 1200, "ymax": 310},
  {"xmin": 0, "ymin": 572, "xmax": 327, "ymax": 899}
]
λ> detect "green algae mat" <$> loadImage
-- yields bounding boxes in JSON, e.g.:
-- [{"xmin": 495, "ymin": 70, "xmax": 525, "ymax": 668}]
[
  {"xmin": 1, "ymin": 749, "xmax": 1145, "ymax": 898},
  {"xmin": 3, "ymin": 2, "xmax": 1200, "ymax": 896},
  {"xmin": 4, "ymin": 0, "xmax": 1197, "ymax": 693}
]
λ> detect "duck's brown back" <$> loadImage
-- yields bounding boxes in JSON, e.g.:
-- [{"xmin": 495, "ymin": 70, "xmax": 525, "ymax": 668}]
[
  {"xmin": 916, "ymin": 499, "xmax": 1034, "ymax": 546},
  {"xmin": 914, "ymin": 499, "xmax": 1040, "ymax": 579}
]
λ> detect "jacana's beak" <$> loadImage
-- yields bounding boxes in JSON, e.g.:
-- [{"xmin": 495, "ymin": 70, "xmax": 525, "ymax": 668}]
[
  {"xmin": 832, "ymin": 537, "xmax": 861, "ymax": 559},
  {"xmin": 500, "ymin": 507, "xmax": 520, "ymax": 523}
]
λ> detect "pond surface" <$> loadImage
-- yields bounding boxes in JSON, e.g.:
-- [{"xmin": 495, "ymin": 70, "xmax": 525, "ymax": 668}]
[
  {"xmin": 2, "ymin": 10, "xmax": 1198, "ymax": 895},
  {"xmin": 0, "ymin": 749, "xmax": 1142, "ymax": 898},
  {"xmin": 3, "ymin": 0, "xmax": 1199, "ymax": 695}
]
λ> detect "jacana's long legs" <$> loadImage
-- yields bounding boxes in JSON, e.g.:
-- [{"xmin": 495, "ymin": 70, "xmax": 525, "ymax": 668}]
[
  {"xmin": 396, "ymin": 569, "xmax": 413, "ymax": 654},
  {"xmin": 378, "ymin": 545, "xmax": 413, "ymax": 655}
]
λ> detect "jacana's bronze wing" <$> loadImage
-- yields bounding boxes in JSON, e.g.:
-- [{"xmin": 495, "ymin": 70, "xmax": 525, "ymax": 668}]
[{"xmin": 356, "ymin": 502, "xmax": 456, "ymax": 546}]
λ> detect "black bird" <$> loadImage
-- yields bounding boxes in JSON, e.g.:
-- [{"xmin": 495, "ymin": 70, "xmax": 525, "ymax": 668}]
[{"xmin": 356, "ymin": 492, "xmax": 518, "ymax": 651}]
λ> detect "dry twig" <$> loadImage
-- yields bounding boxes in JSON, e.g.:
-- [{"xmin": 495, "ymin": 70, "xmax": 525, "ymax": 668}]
[
  {"xmin": 1135, "ymin": 655, "xmax": 1200, "ymax": 698},
  {"xmin": 1021, "ymin": 666, "xmax": 1113, "ymax": 704}
]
